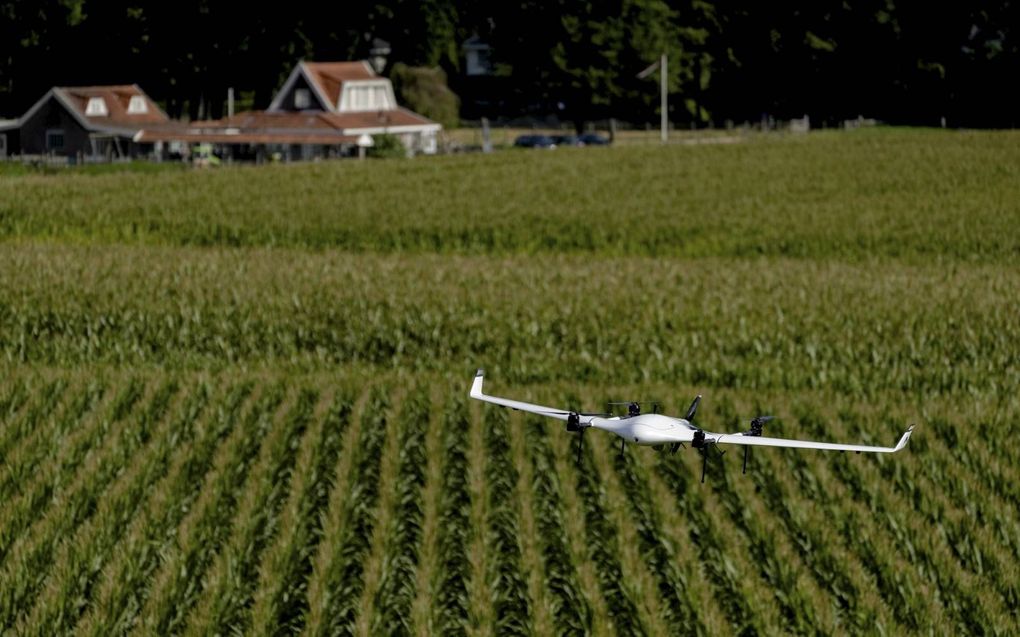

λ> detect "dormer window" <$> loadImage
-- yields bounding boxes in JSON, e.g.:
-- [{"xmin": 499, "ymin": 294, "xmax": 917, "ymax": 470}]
[
  {"xmin": 85, "ymin": 97, "xmax": 108, "ymax": 116},
  {"xmin": 127, "ymin": 95, "xmax": 148, "ymax": 114},
  {"xmin": 294, "ymin": 88, "xmax": 311, "ymax": 109},
  {"xmin": 340, "ymin": 82, "xmax": 395, "ymax": 112}
]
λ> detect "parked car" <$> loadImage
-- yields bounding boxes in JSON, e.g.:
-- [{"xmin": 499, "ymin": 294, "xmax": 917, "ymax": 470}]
[
  {"xmin": 551, "ymin": 134, "xmax": 581, "ymax": 147},
  {"xmin": 514, "ymin": 134, "xmax": 556, "ymax": 148},
  {"xmin": 578, "ymin": 133, "xmax": 611, "ymax": 146}
]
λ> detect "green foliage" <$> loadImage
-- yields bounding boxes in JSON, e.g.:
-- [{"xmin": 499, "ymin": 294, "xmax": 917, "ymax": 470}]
[
  {"xmin": 1, "ymin": 129, "xmax": 1019, "ymax": 635},
  {"xmin": 432, "ymin": 397, "xmax": 472, "ymax": 635},
  {"xmin": 390, "ymin": 62, "xmax": 460, "ymax": 128},
  {"xmin": 367, "ymin": 132, "xmax": 408, "ymax": 159},
  {"xmin": 1, "ymin": 130, "xmax": 1017, "ymax": 260},
  {"xmin": 2, "ymin": 1, "xmax": 1018, "ymax": 125}
]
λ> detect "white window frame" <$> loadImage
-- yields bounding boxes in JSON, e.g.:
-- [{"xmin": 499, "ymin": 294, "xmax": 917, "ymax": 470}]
[
  {"xmin": 127, "ymin": 95, "xmax": 149, "ymax": 114},
  {"xmin": 85, "ymin": 97, "xmax": 108, "ymax": 116},
  {"xmin": 338, "ymin": 80, "xmax": 396, "ymax": 112},
  {"xmin": 294, "ymin": 88, "xmax": 311, "ymax": 109}
]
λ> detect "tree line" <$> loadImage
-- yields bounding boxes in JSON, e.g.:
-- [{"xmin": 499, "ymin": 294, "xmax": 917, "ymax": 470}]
[{"xmin": 1, "ymin": 0, "xmax": 1016, "ymax": 127}]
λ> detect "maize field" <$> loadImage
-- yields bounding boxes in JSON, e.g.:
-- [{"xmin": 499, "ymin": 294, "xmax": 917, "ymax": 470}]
[{"xmin": 1, "ymin": 129, "xmax": 1018, "ymax": 635}]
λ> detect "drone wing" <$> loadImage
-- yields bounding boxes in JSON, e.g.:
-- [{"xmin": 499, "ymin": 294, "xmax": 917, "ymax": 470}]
[
  {"xmin": 469, "ymin": 369, "xmax": 572, "ymax": 421},
  {"xmin": 709, "ymin": 425, "xmax": 915, "ymax": 453}
]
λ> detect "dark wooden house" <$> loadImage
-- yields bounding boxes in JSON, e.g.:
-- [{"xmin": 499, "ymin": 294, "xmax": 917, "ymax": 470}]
[{"xmin": 0, "ymin": 85, "xmax": 170, "ymax": 160}]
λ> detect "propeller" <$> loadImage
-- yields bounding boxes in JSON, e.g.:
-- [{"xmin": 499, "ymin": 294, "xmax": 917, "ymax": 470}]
[
  {"xmin": 682, "ymin": 395, "xmax": 716, "ymax": 480},
  {"xmin": 685, "ymin": 395, "xmax": 702, "ymax": 422},
  {"xmin": 749, "ymin": 415, "xmax": 775, "ymax": 436},
  {"xmin": 742, "ymin": 415, "xmax": 775, "ymax": 474}
]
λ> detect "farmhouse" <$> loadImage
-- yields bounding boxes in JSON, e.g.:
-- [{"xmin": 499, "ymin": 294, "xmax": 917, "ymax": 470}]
[
  {"xmin": 1, "ymin": 60, "xmax": 440, "ymax": 162},
  {"xmin": 0, "ymin": 85, "xmax": 173, "ymax": 160},
  {"xmin": 137, "ymin": 60, "xmax": 441, "ymax": 160}
]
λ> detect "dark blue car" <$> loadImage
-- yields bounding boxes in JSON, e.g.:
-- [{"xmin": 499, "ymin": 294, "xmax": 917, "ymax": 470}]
[
  {"xmin": 514, "ymin": 134, "xmax": 556, "ymax": 148},
  {"xmin": 578, "ymin": 133, "xmax": 611, "ymax": 146}
]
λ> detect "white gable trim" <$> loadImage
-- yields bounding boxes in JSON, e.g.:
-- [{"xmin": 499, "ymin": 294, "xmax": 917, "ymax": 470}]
[
  {"xmin": 268, "ymin": 62, "xmax": 335, "ymax": 113},
  {"xmin": 15, "ymin": 89, "xmax": 95, "ymax": 131},
  {"xmin": 51, "ymin": 88, "xmax": 97, "ymax": 130}
]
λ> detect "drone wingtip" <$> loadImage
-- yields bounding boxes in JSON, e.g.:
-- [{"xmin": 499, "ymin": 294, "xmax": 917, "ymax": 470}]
[
  {"xmin": 894, "ymin": 424, "xmax": 916, "ymax": 452},
  {"xmin": 470, "ymin": 369, "xmax": 485, "ymax": 399}
]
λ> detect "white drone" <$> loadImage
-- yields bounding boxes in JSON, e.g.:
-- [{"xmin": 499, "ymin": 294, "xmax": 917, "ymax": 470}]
[{"xmin": 470, "ymin": 370, "xmax": 914, "ymax": 482}]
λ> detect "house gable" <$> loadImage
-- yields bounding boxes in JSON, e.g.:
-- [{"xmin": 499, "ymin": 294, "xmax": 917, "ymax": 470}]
[
  {"xmin": 17, "ymin": 92, "xmax": 95, "ymax": 155},
  {"xmin": 269, "ymin": 61, "xmax": 399, "ymax": 114},
  {"xmin": 268, "ymin": 63, "xmax": 334, "ymax": 113}
]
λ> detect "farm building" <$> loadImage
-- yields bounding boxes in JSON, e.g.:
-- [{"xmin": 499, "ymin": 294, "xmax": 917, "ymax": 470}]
[
  {"xmin": 0, "ymin": 85, "xmax": 174, "ymax": 161},
  {"xmin": 137, "ymin": 61, "xmax": 441, "ymax": 161}
]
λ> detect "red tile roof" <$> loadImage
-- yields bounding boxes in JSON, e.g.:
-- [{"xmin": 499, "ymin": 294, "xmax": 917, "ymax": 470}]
[
  {"xmin": 303, "ymin": 61, "xmax": 376, "ymax": 107},
  {"xmin": 57, "ymin": 85, "xmax": 169, "ymax": 126},
  {"xmin": 202, "ymin": 108, "xmax": 437, "ymax": 133},
  {"xmin": 134, "ymin": 130, "xmax": 357, "ymax": 145},
  {"xmin": 134, "ymin": 107, "xmax": 437, "ymax": 145},
  {"xmin": 323, "ymin": 108, "xmax": 435, "ymax": 129}
]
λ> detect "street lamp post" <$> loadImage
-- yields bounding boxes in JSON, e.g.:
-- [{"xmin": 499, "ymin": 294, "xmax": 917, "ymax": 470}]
[{"xmin": 369, "ymin": 38, "xmax": 391, "ymax": 74}]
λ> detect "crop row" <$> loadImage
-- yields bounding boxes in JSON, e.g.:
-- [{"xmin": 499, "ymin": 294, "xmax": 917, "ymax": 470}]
[
  {"xmin": 133, "ymin": 383, "xmax": 286, "ymax": 634},
  {"xmin": 431, "ymin": 395, "xmax": 473, "ymax": 635},
  {"xmin": 568, "ymin": 426, "xmax": 646, "ymax": 636},
  {"xmin": 0, "ymin": 379, "xmax": 147, "ymax": 628},
  {"xmin": 303, "ymin": 386, "xmax": 391, "ymax": 637},
  {"xmin": 16, "ymin": 381, "xmax": 189, "ymax": 634},
  {"xmin": 0, "ymin": 378, "xmax": 67, "ymax": 464},
  {"xmin": 2, "ymin": 373, "xmax": 1018, "ymax": 634},
  {"xmin": 522, "ymin": 422, "xmax": 591, "ymax": 635},
  {"xmin": 247, "ymin": 390, "xmax": 354, "ymax": 636},
  {"xmin": 0, "ymin": 380, "xmax": 106, "ymax": 562},
  {"xmin": 181, "ymin": 388, "xmax": 319, "ymax": 636},
  {"xmin": 366, "ymin": 388, "xmax": 430, "ymax": 634},
  {"xmin": 481, "ymin": 405, "xmax": 532, "ymax": 635}
]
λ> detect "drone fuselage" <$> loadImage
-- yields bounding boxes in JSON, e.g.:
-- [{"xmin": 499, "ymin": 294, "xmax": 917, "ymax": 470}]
[{"xmin": 589, "ymin": 413, "xmax": 698, "ymax": 445}]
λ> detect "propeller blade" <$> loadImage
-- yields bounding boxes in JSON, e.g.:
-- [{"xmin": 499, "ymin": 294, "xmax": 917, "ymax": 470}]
[{"xmin": 685, "ymin": 395, "xmax": 702, "ymax": 421}]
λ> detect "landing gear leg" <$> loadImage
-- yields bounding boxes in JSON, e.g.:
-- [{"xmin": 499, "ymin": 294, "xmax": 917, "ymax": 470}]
[{"xmin": 620, "ymin": 438, "xmax": 625, "ymax": 457}]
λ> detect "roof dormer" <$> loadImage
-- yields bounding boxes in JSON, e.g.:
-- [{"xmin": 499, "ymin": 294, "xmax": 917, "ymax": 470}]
[
  {"xmin": 127, "ymin": 95, "xmax": 149, "ymax": 114},
  {"xmin": 338, "ymin": 80, "xmax": 396, "ymax": 112},
  {"xmin": 85, "ymin": 97, "xmax": 108, "ymax": 116}
]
